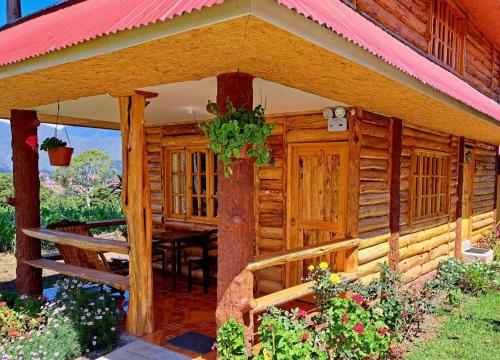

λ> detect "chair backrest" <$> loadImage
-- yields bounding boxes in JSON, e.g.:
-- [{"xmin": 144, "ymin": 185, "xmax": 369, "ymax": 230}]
[{"xmin": 47, "ymin": 220, "xmax": 111, "ymax": 272}]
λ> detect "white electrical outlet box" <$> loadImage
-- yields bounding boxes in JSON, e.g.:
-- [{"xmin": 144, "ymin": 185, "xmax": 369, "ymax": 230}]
[{"xmin": 328, "ymin": 117, "xmax": 347, "ymax": 132}]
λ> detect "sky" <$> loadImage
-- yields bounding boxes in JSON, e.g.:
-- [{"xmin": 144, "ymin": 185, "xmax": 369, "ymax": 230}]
[{"xmin": 0, "ymin": 0, "xmax": 61, "ymax": 26}]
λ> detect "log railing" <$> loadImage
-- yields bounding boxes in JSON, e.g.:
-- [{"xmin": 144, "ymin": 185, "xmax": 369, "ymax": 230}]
[{"xmin": 22, "ymin": 227, "xmax": 130, "ymax": 290}]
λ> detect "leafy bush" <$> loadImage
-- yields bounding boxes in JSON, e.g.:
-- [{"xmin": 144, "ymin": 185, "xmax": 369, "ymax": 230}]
[
  {"xmin": 477, "ymin": 222, "xmax": 500, "ymax": 261},
  {"xmin": 216, "ymin": 319, "xmax": 247, "ymax": 360},
  {"xmin": 40, "ymin": 137, "xmax": 67, "ymax": 151},
  {"xmin": 0, "ymin": 206, "xmax": 15, "ymax": 252}
]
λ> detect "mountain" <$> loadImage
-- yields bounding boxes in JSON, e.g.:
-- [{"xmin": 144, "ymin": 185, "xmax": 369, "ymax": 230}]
[{"xmin": 0, "ymin": 121, "xmax": 122, "ymax": 173}]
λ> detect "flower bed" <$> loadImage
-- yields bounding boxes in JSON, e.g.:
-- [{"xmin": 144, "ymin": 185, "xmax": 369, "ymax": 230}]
[
  {"xmin": 0, "ymin": 278, "xmax": 122, "ymax": 359},
  {"xmin": 216, "ymin": 260, "xmax": 499, "ymax": 360}
]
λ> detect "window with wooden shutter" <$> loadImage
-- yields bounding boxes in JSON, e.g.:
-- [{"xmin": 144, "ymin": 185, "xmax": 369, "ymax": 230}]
[
  {"xmin": 165, "ymin": 147, "xmax": 218, "ymax": 223},
  {"xmin": 429, "ymin": 0, "xmax": 465, "ymax": 74},
  {"xmin": 409, "ymin": 149, "xmax": 450, "ymax": 223}
]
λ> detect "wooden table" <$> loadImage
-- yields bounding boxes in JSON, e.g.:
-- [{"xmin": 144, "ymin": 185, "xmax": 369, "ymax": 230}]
[{"xmin": 153, "ymin": 229, "xmax": 211, "ymax": 291}]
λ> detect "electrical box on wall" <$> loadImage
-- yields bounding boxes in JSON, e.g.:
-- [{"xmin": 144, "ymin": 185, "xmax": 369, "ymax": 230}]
[{"xmin": 323, "ymin": 107, "xmax": 348, "ymax": 132}]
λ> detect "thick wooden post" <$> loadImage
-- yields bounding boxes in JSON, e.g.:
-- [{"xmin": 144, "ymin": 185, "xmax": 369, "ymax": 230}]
[
  {"xmin": 10, "ymin": 110, "xmax": 42, "ymax": 296},
  {"xmin": 494, "ymin": 147, "xmax": 499, "ymax": 224},
  {"xmin": 115, "ymin": 91, "xmax": 157, "ymax": 336},
  {"xmin": 6, "ymin": 0, "xmax": 21, "ymax": 24},
  {"xmin": 388, "ymin": 118, "xmax": 402, "ymax": 271},
  {"xmin": 215, "ymin": 73, "xmax": 255, "ymax": 335},
  {"xmin": 455, "ymin": 137, "xmax": 465, "ymax": 260}
]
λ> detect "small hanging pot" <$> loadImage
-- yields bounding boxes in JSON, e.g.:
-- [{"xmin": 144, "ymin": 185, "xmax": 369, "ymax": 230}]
[
  {"xmin": 237, "ymin": 143, "xmax": 252, "ymax": 159},
  {"xmin": 48, "ymin": 146, "xmax": 74, "ymax": 166}
]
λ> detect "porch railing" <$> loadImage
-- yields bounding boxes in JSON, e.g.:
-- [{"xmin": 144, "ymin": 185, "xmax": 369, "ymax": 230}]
[{"xmin": 22, "ymin": 224, "xmax": 130, "ymax": 291}]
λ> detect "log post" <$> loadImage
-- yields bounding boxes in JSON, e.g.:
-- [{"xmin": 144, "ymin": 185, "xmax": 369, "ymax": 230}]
[
  {"xmin": 6, "ymin": 0, "xmax": 21, "ymax": 24},
  {"xmin": 388, "ymin": 118, "xmax": 402, "ymax": 271},
  {"xmin": 214, "ymin": 72, "xmax": 255, "ymax": 345},
  {"xmin": 494, "ymin": 147, "xmax": 499, "ymax": 224},
  {"xmin": 10, "ymin": 110, "xmax": 42, "ymax": 296},
  {"xmin": 114, "ymin": 90, "xmax": 157, "ymax": 336},
  {"xmin": 455, "ymin": 137, "xmax": 465, "ymax": 260}
]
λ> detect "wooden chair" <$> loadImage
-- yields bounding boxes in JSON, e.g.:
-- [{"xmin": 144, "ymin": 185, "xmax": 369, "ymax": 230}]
[
  {"xmin": 187, "ymin": 229, "xmax": 218, "ymax": 293},
  {"xmin": 47, "ymin": 220, "xmax": 128, "ymax": 275}
]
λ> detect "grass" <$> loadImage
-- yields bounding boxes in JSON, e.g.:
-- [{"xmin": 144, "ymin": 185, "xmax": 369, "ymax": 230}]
[{"xmin": 409, "ymin": 292, "xmax": 500, "ymax": 360}]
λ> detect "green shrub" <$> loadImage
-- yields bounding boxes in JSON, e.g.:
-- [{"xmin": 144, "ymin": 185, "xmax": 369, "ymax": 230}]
[
  {"xmin": 0, "ymin": 206, "xmax": 15, "ymax": 252},
  {"xmin": 216, "ymin": 319, "xmax": 247, "ymax": 360},
  {"xmin": 445, "ymin": 288, "xmax": 462, "ymax": 308}
]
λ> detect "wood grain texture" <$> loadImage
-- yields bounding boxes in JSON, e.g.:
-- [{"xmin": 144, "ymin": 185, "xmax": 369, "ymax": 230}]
[
  {"xmin": 389, "ymin": 118, "xmax": 402, "ymax": 270},
  {"xmin": 10, "ymin": 110, "xmax": 42, "ymax": 296}
]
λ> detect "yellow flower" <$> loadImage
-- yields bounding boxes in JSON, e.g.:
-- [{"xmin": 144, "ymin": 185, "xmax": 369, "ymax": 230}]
[
  {"xmin": 319, "ymin": 262, "xmax": 329, "ymax": 271},
  {"xmin": 263, "ymin": 348, "xmax": 271, "ymax": 360},
  {"xmin": 329, "ymin": 273, "xmax": 340, "ymax": 284},
  {"xmin": 307, "ymin": 265, "xmax": 315, "ymax": 272}
]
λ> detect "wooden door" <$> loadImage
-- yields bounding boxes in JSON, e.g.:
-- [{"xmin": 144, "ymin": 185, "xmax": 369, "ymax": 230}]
[
  {"xmin": 286, "ymin": 142, "xmax": 348, "ymax": 286},
  {"xmin": 462, "ymin": 155, "xmax": 473, "ymax": 240}
]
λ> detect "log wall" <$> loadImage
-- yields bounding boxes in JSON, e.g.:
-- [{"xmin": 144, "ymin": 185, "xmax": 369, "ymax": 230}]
[
  {"xmin": 348, "ymin": 0, "xmax": 500, "ymax": 102},
  {"xmin": 469, "ymin": 142, "xmax": 497, "ymax": 243},
  {"xmin": 145, "ymin": 110, "xmax": 498, "ymax": 291}
]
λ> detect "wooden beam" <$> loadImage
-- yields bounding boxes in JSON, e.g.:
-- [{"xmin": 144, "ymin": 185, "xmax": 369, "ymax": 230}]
[
  {"xmin": 10, "ymin": 109, "xmax": 42, "ymax": 296},
  {"xmin": 6, "ymin": 0, "xmax": 21, "ymax": 24},
  {"xmin": 494, "ymin": 148, "xmax": 499, "ymax": 224},
  {"xmin": 115, "ymin": 92, "xmax": 154, "ymax": 336},
  {"xmin": 36, "ymin": 113, "xmax": 120, "ymax": 130},
  {"xmin": 85, "ymin": 219, "xmax": 127, "ymax": 229},
  {"xmin": 455, "ymin": 137, "xmax": 465, "ymax": 260},
  {"xmin": 389, "ymin": 118, "xmax": 403, "ymax": 270},
  {"xmin": 25, "ymin": 259, "xmax": 129, "ymax": 291},
  {"xmin": 246, "ymin": 238, "xmax": 361, "ymax": 272},
  {"xmin": 215, "ymin": 72, "xmax": 255, "ymax": 353},
  {"xmin": 22, "ymin": 228, "xmax": 129, "ymax": 255}
]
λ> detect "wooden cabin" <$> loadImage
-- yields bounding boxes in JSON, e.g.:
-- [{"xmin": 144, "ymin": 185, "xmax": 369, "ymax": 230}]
[{"xmin": 1, "ymin": 0, "xmax": 498, "ymax": 349}]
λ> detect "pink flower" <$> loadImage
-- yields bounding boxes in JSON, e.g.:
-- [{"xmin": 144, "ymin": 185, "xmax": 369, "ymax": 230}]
[
  {"xmin": 351, "ymin": 294, "xmax": 364, "ymax": 304},
  {"xmin": 0, "ymin": 302, "xmax": 6, "ymax": 307},
  {"xmin": 402, "ymin": 310, "xmax": 408, "ymax": 318},
  {"xmin": 25, "ymin": 135, "xmax": 38, "ymax": 151},
  {"xmin": 352, "ymin": 322, "xmax": 364, "ymax": 335},
  {"xmin": 377, "ymin": 327, "xmax": 389, "ymax": 336},
  {"xmin": 342, "ymin": 313, "xmax": 349, "ymax": 325},
  {"xmin": 8, "ymin": 330, "xmax": 19, "ymax": 337},
  {"xmin": 296, "ymin": 309, "xmax": 308, "ymax": 319},
  {"xmin": 300, "ymin": 333, "xmax": 310, "ymax": 343}
]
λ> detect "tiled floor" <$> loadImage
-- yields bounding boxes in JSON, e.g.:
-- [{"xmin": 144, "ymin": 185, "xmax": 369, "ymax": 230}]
[{"xmin": 139, "ymin": 270, "xmax": 218, "ymax": 359}]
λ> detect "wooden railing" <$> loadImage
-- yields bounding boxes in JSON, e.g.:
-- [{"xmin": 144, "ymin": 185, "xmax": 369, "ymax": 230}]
[{"xmin": 22, "ymin": 226, "xmax": 130, "ymax": 291}]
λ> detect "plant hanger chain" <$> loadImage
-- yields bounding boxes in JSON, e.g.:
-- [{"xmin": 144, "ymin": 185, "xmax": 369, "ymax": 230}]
[{"xmin": 53, "ymin": 100, "xmax": 72, "ymax": 147}]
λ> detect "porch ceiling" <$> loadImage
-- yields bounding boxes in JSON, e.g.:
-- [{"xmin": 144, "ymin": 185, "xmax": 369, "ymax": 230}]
[{"xmin": 0, "ymin": 11, "xmax": 499, "ymax": 143}]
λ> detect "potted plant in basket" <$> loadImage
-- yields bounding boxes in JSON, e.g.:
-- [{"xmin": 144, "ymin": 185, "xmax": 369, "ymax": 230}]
[
  {"xmin": 40, "ymin": 136, "xmax": 74, "ymax": 166},
  {"xmin": 199, "ymin": 100, "xmax": 275, "ymax": 176}
]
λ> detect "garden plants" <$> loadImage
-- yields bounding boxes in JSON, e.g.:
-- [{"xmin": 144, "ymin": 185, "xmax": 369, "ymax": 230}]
[{"xmin": 199, "ymin": 100, "xmax": 275, "ymax": 176}]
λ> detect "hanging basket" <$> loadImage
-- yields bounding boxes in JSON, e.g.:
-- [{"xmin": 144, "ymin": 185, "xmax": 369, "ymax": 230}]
[
  {"xmin": 48, "ymin": 146, "xmax": 74, "ymax": 166},
  {"xmin": 237, "ymin": 143, "xmax": 252, "ymax": 159}
]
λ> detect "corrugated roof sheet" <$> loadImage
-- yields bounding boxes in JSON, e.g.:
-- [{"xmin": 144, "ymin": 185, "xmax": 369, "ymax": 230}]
[
  {"xmin": 0, "ymin": 0, "xmax": 222, "ymax": 66},
  {"xmin": 0, "ymin": 0, "xmax": 498, "ymax": 121},
  {"xmin": 278, "ymin": 0, "xmax": 500, "ymax": 121}
]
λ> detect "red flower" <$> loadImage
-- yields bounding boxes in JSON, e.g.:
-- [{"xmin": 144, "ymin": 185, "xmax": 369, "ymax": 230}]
[
  {"xmin": 339, "ymin": 292, "xmax": 350, "ymax": 299},
  {"xmin": 25, "ymin": 135, "xmax": 38, "ymax": 151},
  {"xmin": 352, "ymin": 322, "xmax": 364, "ymax": 335},
  {"xmin": 342, "ymin": 313, "xmax": 349, "ymax": 325},
  {"xmin": 296, "ymin": 309, "xmax": 308, "ymax": 319},
  {"xmin": 8, "ymin": 329, "xmax": 19, "ymax": 337},
  {"xmin": 0, "ymin": 302, "xmax": 6, "ymax": 307},
  {"xmin": 402, "ymin": 310, "xmax": 408, "ymax": 318},
  {"xmin": 377, "ymin": 327, "xmax": 389, "ymax": 336},
  {"xmin": 300, "ymin": 333, "xmax": 310, "ymax": 343},
  {"xmin": 351, "ymin": 294, "xmax": 364, "ymax": 304}
]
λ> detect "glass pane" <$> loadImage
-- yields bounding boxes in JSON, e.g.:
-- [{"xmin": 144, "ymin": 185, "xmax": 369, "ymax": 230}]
[
  {"xmin": 172, "ymin": 196, "xmax": 179, "ymax": 214},
  {"xmin": 180, "ymin": 153, "xmax": 186, "ymax": 172},
  {"xmin": 201, "ymin": 175, "xmax": 207, "ymax": 195},
  {"xmin": 192, "ymin": 175, "xmax": 199, "ymax": 195},
  {"xmin": 201, "ymin": 152, "xmax": 207, "ymax": 173},
  {"xmin": 192, "ymin": 196, "xmax": 199, "ymax": 216},
  {"xmin": 181, "ymin": 196, "xmax": 186, "ymax": 215},
  {"xmin": 172, "ymin": 153, "xmax": 178, "ymax": 172},
  {"xmin": 201, "ymin": 197, "xmax": 207, "ymax": 216},
  {"xmin": 192, "ymin": 152, "xmax": 199, "ymax": 173},
  {"xmin": 172, "ymin": 174, "xmax": 178, "ymax": 193},
  {"xmin": 180, "ymin": 175, "xmax": 186, "ymax": 193}
]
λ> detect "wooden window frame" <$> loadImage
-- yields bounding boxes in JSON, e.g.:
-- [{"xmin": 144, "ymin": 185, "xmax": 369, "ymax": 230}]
[
  {"xmin": 428, "ymin": 0, "xmax": 466, "ymax": 75},
  {"xmin": 408, "ymin": 148, "xmax": 451, "ymax": 225},
  {"xmin": 164, "ymin": 146, "xmax": 218, "ymax": 224}
]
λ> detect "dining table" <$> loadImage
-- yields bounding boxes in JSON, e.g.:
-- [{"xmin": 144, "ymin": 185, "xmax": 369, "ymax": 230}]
[{"xmin": 152, "ymin": 229, "xmax": 213, "ymax": 291}]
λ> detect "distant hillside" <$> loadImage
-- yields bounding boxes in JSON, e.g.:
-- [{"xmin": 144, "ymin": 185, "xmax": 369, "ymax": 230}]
[{"xmin": 0, "ymin": 121, "xmax": 122, "ymax": 173}]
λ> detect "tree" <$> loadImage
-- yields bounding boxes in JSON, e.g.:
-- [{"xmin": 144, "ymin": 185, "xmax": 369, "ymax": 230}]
[
  {"xmin": 54, "ymin": 150, "xmax": 119, "ymax": 208},
  {"xmin": 0, "ymin": 173, "xmax": 13, "ymax": 207}
]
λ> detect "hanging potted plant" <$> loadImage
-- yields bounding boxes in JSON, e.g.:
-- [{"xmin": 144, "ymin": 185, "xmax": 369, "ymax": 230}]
[
  {"xmin": 40, "ymin": 137, "xmax": 73, "ymax": 166},
  {"xmin": 199, "ymin": 100, "xmax": 275, "ymax": 176},
  {"xmin": 40, "ymin": 101, "xmax": 74, "ymax": 166}
]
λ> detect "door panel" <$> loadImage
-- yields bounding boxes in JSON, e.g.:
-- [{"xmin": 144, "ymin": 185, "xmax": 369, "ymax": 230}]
[{"xmin": 287, "ymin": 142, "xmax": 348, "ymax": 286}]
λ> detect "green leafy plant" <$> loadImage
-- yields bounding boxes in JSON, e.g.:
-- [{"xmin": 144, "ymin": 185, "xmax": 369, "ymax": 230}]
[
  {"xmin": 445, "ymin": 288, "xmax": 462, "ymax": 308},
  {"xmin": 215, "ymin": 318, "xmax": 247, "ymax": 360},
  {"xmin": 40, "ymin": 136, "xmax": 67, "ymax": 151},
  {"xmin": 199, "ymin": 100, "xmax": 275, "ymax": 176}
]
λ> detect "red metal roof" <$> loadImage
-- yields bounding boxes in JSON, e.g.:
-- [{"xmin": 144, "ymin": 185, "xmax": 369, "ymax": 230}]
[
  {"xmin": 0, "ymin": 0, "xmax": 498, "ymax": 121},
  {"xmin": 0, "ymin": 0, "xmax": 223, "ymax": 66}
]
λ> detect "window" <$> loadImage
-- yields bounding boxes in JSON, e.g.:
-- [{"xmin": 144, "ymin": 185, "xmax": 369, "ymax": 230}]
[
  {"xmin": 429, "ymin": 0, "xmax": 465, "ymax": 73},
  {"xmin": 165, "ymin": 147, "xmax": 218, "ymax": 223},
  {"xmin": 409, "ymin": 149, "xmax": 450, "ymax": 223}
]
